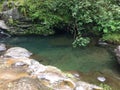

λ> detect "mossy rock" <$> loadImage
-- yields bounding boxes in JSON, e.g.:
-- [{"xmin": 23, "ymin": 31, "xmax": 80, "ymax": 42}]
[{"xmin": 102, "ymin": 33, "xmax": 120, "ymax": 44}]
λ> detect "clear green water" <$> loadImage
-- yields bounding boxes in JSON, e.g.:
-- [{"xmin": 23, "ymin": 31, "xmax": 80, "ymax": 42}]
[
  {"xmin": 1, "ymin": 35, "xmax": 120, "ymax": 89},
  {"xmin": 2, "ymin": 35, "xmax": 118, "ymax": 72}
]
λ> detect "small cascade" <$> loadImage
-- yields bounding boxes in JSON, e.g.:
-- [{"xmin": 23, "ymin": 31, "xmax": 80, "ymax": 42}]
[{"xmin": 0, "ymin": 29, "xmax": 11, "ymax": 42}]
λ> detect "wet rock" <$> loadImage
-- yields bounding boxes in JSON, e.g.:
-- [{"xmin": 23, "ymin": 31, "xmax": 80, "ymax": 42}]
[
  {"xmin": 0, "ymin": 43, "xmax": 6, "ymax": 51},
  {"xmin": 75, "ymin": 81, "xmax": 102, "ymax": 90},
  {"xmin": 0, "ymin": 29, "xmax": 11, "ymax": 39},
  {"xmin": 98, "ymin": 40, "xmax": 108, "ymax": 46},
  {"xmin": 3, "ymin": 47, "xmax": 32, "ymax": 58},
  {"xmin": 0, "ymin": 20, "xmax": 9, "ymax": 30},
  {"xmin": 114, "ymin": 46, "xmax": 120, "ymax": 64}
]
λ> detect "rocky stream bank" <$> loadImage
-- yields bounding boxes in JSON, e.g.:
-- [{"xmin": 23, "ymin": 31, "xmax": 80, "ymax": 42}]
[{"xmin": 0, "ymin": 44, "xmax": 104, "ymax": 90}]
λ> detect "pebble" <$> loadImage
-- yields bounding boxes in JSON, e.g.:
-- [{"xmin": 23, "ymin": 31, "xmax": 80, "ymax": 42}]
[{"xmin": 97, "ymin": 76, "xmax": 106, "ymax": 82}]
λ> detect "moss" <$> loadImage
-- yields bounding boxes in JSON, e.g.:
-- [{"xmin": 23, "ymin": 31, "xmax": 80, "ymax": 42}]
[
  {"xmin": 102, "ymin": 33, "xmax": 120, "ymax": 44},
  {"xmin": 99, "ymin": 83, "xmax": 112, "ymax": 90}
]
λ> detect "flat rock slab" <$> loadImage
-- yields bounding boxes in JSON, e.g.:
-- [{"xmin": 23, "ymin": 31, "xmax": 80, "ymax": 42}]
[{"xmin": 0, "ymin": 47, "xmax": 103, "ymax": 90}]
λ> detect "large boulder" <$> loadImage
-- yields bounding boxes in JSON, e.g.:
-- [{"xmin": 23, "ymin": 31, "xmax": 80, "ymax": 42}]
[
  {"xmin": 1, "ymin": 8, "xmax": 20, "ymax": 20},
  {"xmin": 3, "ymin": 47, "xmax": 32, "ymax": 58},
  {"xmin": 0, "ymin": 47, "xmax": 103, "ymax": 90},
  {"xmin": 114, "ymin": 46, "xmax": 120, "ymax": 64},
  {"xmin": 0, "ymin": 1, "xmax": 20, "ymax": 21}
]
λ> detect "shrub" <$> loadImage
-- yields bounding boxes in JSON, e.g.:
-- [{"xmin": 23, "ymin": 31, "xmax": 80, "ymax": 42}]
[
  {"xmin": 72, "ymin": 36, "xmax": 90, "ymax": 47},
  {"xmin": 99, "ymin": 83, "xmax": 112, "ymax": 90},
  {"xmin": 102, "ymin": 33, "xmax": 120, "ymax": 44},
  {"xmin": 12, "ymin": 0, "xmax": 120, "ymax": 47}
]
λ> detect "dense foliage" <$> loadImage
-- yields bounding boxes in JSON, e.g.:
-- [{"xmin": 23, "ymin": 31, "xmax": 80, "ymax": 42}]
[
  {"xmin": 99, "ymin": 83, "xmax": 112, "ymax": 90},
  {"xmin": 1, "ymin": 0, "xmax": 120, "ymax": 46},
  {"xmin": 21, "ymin": 0, "xmax": 119, "ymax": 46},
  {"xmin": 102, "ymin": 33, "xmax": 120, "ymax": 44}
]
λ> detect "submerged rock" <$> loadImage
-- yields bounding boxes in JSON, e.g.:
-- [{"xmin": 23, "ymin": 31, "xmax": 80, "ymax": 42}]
[
  {"xmin": 0, "ymin": 43, "xmax": 6, "ymax": 51},
  {"xmin": 114, "ymin": 46, "xmax": 120, "ymax": 64},
  {"xmin": 3, "ymin": 47, "xmax": 32, "ymax": 58}
]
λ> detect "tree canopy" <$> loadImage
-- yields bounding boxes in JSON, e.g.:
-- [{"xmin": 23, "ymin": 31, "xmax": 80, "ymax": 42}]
[{"xmin": 1, "ymin": 0, "xmax": 120, "ymax": 46}]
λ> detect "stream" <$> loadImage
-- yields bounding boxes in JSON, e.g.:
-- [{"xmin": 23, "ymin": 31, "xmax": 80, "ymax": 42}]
[{"xmin": 0, "ymin": 35, "xmax": 120, "ymax": 89}]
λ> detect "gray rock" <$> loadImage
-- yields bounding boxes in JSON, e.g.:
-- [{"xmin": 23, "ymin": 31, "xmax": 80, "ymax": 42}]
[
  {"xmin": 0, "ymin": 77, "xmax": 50, "ymax": 90},
  {"xmin": 0, "ymin": 43, "xmax": 6, "ymax": 51},
  {"xmin": 114, "ymin": 46, "xmax": 120, "ymax": 64},
  {"xmin": 0, "ymin": 20, "xmax": 9, "ymax": 30},
  {"xmin": 4, "ymin": 47, "xmax": 32, "ymax": 58},
  {"xmin": 1, "ymin": 8, "xmax": 20, "ymax": 20},
  {"xmin": 1, "ymin": 1, "xmax": 9, "ymax": 11},
  {"xmin": 98, "ymin": 40, "xmax": 108, "ymax": 46},
  {"xmin": 0, "ymin": 1, "xmax": 20, "ymax": 20}
]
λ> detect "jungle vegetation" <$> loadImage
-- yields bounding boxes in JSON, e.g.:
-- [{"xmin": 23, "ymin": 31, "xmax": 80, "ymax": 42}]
[{"xmin": 0, "ymin": 0, "xmax": 120, "ymax": 47}]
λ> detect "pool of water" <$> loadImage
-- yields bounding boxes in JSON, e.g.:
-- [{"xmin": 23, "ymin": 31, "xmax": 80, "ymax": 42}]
[{"xmin": 1, "ymin": 35, "xmax": 120, "ymax": 89}]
